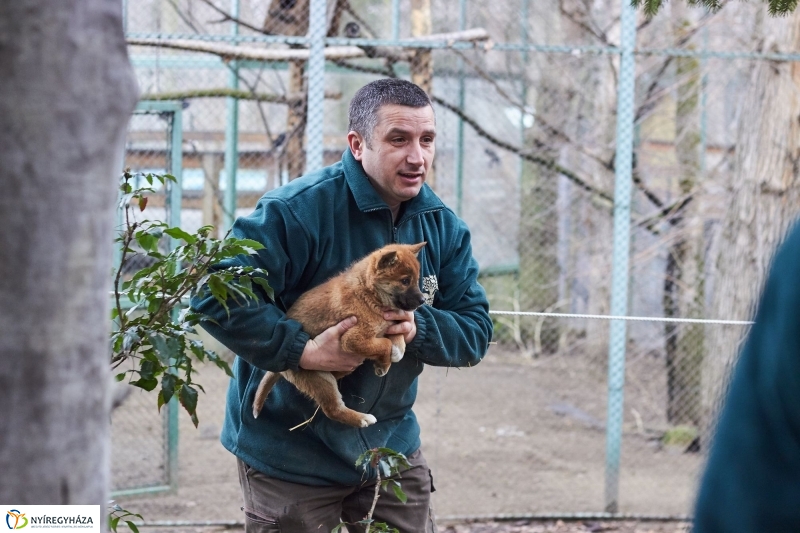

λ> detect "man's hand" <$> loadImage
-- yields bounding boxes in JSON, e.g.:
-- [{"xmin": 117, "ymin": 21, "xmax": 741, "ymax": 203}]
[
  {"xmin": 383, "ymin": 309, "xmax": 417, "ymax": 344},
  {"xmin": 298, "ymin": 316, "xmax": 365, "ymax": 372}
]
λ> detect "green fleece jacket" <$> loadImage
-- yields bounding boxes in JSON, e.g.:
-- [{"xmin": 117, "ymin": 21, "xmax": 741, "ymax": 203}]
[
  {"xmin": 191, "ymin": 149, "xmax": 492, "ymax": 486},
  {"xmin": 693, "ymin": 221, "xmax": 800, "ymax": 532}
]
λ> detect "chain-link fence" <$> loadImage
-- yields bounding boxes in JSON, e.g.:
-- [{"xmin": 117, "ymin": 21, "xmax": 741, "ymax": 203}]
[
  {"xmin": 114, "ymin": 0, "xmax": 799, "ymax": 525},
  {"xmin": 113, "ymin": 104, "xmax": 182, "ymax": 498}
]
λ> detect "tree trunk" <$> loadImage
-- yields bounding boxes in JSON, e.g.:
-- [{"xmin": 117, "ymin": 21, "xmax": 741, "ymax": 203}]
[
  {"xmin": 706, "ymin": 11, "xmax": 800, "ymax": 427},
  {"xmin": 664, "ymin": 2, "xmax": 705, "ymax": 428},
  {"xmin": 518, "ymin": 134, "xmax": 561, "ymax": 355},
  {"xmin": 202, "ymin": 153, "xmax": 224, "ymax": 236},
  {"xmin": 285, "ymin": 60, "xmax": 307, "ymax": 180},
  {"xmin": 410, "ymin": 0, "xmax": 435, "ymax": 189},
  {"xmin": 0, "ymin": 0, "xmax": 138, "ymax": 513},
  {"xmin": 410, "ymin": 0, "xmax": 433, "ymax": 95},
  {"xmin": 515, "ymin": 0, "xmax": 563, "ymax": 355}
]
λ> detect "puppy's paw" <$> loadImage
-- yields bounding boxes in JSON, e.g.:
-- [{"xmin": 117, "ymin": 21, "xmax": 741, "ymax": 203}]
[
  {"xmin": 374, "ymin": 366, "xmax": 389, "ymax": 377},
  {"xmin": 360, "ymin": 414, "xmax": 377, "ymax": 427},
  {"xmin": 391, "ymin": 345, "xmax": 404, "ymax": 363}
]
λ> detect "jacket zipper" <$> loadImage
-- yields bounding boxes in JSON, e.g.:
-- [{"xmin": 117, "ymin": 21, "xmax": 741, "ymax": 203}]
[{"xmin": 360, "ymin": 206, "xmax": 444, "ymax": 440}]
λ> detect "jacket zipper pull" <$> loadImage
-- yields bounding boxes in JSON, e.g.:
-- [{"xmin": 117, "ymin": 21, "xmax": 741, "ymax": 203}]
[{"xmin": 392, "ymin": 226, "xmax": 398, "ymax": 243}]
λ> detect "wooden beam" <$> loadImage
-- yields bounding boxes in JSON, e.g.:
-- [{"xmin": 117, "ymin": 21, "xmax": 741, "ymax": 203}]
[{"xmin": 127, "ymin": 38, "xmax": 365, "ymax": 61}]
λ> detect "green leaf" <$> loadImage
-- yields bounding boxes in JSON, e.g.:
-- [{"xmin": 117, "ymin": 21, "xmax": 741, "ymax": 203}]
[
  {"xmin": 139, "ymin": 359, "xmax": 158, "ymax": 380},
  {"xmin": 252, "ymin": 277, "xmax": 274, "ymax": 301},
  {"xmin": 115, "ymin": 372, "xmax": 127, "ymax": 382},
  {"xmin": 157, "ymin": 390, "xmax": 167, "ymax": 412},
  {"xmin": 164, "ymin": 227, "xmax": 197, "ymax": 244},
  {"xmin": 135, "ymin": 232, "xmax": 159, "ymax": 254},
  {"xmin": 109, "ymin": 516, "xmax": 120, "ymax": 532},
  {"xmin": 130, "ymin": 376, "xmax": 158, "ymax": 392},
  {"xmin": 207, "ymin": 352, "xmax": 233, "ymax": 377},
  {"xmin": 380, "ymin": 459, "xmax": 391, "ymax": 479},
  {"xmin": 179, "ymin": 384, "xmax": 199, "ymax": 427},
  {"xmin": 233, "ymin": 238, "xmax": 265, "ymax": 252},
  {"xmin": 391, "ymin": 483, "xmax": 407, "ymax": 504},
  {"xmin": 161, "ymin": 373, "xmax": 178, "ymax": 404},
  {"xmin": 125, "ymin": 520, "xmax": 140, "ymax": 533}
]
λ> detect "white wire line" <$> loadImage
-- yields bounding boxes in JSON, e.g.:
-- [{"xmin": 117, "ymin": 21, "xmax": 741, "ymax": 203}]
[{"xmin": 489, "ymin": 310, "xmax": 754, "ymax": 326}]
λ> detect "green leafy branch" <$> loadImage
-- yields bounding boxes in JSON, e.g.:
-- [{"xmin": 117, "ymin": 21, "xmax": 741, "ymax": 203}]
[
  {"xmin": 111, "ymin": 170, "xmax": 273, "ymax": 426},
  {"xmin": 108, "ymin": 501, "xmax": 142, "ymax": 533},
  {"xmin": 333, "ymin": 448, "xmax": 411, "ymax": 533},
  {"xmin": 632, "ymin": 0, "xmax": 797, "ymax": 18}
]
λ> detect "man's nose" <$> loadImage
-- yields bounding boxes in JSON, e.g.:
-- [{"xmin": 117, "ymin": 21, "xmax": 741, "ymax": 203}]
[{"xmin": 406, "ymin": 142, "xmax": 424, "ymax": 165}]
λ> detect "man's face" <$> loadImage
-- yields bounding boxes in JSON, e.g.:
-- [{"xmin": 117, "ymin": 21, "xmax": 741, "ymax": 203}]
[{"xmin": 347, "ymin": 104, "xmax": 436, "ymax": 209}]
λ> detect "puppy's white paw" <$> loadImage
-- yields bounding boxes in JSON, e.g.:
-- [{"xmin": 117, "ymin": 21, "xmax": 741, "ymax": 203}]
[
  {"xmin": 375, "ymin": 367, "xmax": 388, "ymax": 377},
  {"xmin": 391, "ymin": 345, "xmax": 404, "ymax": 363},
  {"xmin": 360, "ymin": 414, "xmax": 377, "ymax": 427}
]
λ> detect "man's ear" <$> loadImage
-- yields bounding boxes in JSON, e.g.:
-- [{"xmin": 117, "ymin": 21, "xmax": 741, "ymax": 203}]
[{"xmin": 347, "ymin": 131, "xmax": 365, "ymax": 161}]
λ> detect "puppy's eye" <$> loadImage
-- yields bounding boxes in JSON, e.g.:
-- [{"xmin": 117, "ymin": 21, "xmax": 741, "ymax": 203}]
[{"xmin": 401, "ymin": 278, "xmax": 411, "ymax": 286}]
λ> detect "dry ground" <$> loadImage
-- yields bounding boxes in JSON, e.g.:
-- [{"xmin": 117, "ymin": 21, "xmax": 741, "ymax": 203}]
[{"xmin": 111, "ymin": 341, "xmax": 701, "ymax": 531}]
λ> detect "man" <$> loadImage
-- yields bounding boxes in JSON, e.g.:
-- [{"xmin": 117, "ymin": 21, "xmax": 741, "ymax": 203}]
[
  {"xmin": 191, "ymin": 78, "xmax": 493, "ymax": 532},
  {"xmin": 693, "ymin": 221, "xmax": 800, "ymax": 533}
]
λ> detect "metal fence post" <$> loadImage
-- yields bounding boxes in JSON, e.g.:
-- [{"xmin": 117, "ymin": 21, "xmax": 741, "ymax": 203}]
[
  {"xmin": 305, "ymin": 0, "xmax": 327, "ymax": 174},
  {"xmin": 223, "ymin": 0, "xmax": 240, "ymax": 231},
  {"xmin": 455, "ymin": 0, "xmax": 468, "ymax": 216},
  {"xmin": 392, "ymin": 0, "xmax": 401, "ymax": 39},
  {"xmin": 604, "ymin": 0, "xmax": 637, "ymax": 514}
]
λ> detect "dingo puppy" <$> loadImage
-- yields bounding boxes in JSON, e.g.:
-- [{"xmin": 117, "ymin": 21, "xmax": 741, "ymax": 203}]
[{"xmin": 252, "ymin": 242, "xmax": 427, "ymax": 428}]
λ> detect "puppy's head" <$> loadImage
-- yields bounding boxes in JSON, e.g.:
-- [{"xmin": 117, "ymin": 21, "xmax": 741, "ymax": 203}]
[{"xmin": 371, "ymin": 242, "xmax": 427, "ymax": 311}]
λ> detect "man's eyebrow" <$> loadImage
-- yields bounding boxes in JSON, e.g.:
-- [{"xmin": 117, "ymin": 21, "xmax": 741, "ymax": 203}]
[{"xmin": 384, "ymin": 127, "xmax": 436, "ymax": 136}]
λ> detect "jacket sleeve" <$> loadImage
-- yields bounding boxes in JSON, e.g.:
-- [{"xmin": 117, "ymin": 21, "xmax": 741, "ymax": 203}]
[
  {"xmin": 405, "ymin": 218, "xmax": 492, "ymax": 368},
  {"xmin": 189, "ymin": 198, "xmax": 311, "ymax": 372},
  {"xmin": 693, "ymin": 223, "xmax": 800, "ymax": 533}
]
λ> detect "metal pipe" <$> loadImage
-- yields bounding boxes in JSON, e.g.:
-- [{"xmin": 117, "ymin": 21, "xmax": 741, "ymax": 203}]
[
  {"xmin": 454, "ymin": 0, "xmax": 468, "ymax": 216},
  {"xmin": 305, "ymin": 0, "xmax": 327, "ymax": 173},
  {"xmin": 603, "ymin": 0, "xmax": 637, "ymax": 514},
  {"xmin": 223, "ymin": 0, "xmax": 240, "ymax": 231},
  {"xmin": 392, "ymin": 0, "xmax": 401, "ymax": 39},
  {"xmin": 129, "ymin": 513, "xmax": 692, "ymax": 528}
]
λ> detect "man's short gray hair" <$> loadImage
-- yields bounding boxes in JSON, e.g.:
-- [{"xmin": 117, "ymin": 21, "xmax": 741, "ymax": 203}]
[{"xmin": 348, "ymin": 78, "xmax": 433, "ymax": 147}]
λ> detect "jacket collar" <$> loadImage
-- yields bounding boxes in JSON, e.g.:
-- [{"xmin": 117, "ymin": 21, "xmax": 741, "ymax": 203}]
[{"xmin": 341, "ymin": 149, "xmax": 444, "ymax": 222}]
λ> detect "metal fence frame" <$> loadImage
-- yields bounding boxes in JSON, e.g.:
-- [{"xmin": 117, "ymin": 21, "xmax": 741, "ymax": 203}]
[
  {"xmin": 111, "ymin": 100, "xmax": 184, "ymax": 498},
  {"xmin": 118, "ymin": 0, "xmax": 787, "ymax": 518}
]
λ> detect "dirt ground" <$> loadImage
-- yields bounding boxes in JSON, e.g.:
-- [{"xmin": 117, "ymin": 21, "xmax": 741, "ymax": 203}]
[{"xmin": 111, "ymin": 341, "xmax": 702, "ymax": 531}]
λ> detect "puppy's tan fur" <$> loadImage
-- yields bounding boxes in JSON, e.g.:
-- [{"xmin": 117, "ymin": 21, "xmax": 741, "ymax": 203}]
[{"xmin": 252, "ymin": 242, "xmax": 427, "ymax": 428}]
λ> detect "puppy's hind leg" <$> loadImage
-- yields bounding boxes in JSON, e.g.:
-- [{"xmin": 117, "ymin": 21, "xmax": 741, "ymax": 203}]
[
  {"xmin": 253, "ymin": 371, "xmax": 283, "ymax": 419},
  {"xmin": 285, "ymin": 370, "xmax": 377, "ymax": 428}
]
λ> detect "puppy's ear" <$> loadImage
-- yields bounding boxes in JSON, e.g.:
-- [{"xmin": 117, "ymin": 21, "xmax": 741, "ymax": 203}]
[
  {"xmin": 410, "ymin": 242, "xmax": 427, "ymax": 256},
  {"xmin": 378, "ymin": 251, "xmax": 398, "ymax": 270}
]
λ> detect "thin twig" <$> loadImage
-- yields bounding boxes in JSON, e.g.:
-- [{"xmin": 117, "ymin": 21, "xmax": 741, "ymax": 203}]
[
  {"xmin": 195, "ymin": 0, "xmax": 273, "ymax": 36},
  {"xmin": 365, "ymin": 463, "xmax": 382, "ymax": 533},
  {"xmin": 432, "ymin": 96, "xmax": 615, "ymax": 206}
]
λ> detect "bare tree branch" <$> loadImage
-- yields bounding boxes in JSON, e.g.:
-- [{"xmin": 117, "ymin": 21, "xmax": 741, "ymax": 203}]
[
  {"xmin": 139, "ymin": 87, "xmax": 342, "ymax": 103},
  {"xmin": 432, "ymin": 95, "xmax": 615, "ymax": 206}
]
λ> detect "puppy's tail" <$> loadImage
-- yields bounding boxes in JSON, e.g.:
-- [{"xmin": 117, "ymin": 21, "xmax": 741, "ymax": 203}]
[{"xmin": 252, "ymin": 371, "xmax": 283, "ymax": 419}]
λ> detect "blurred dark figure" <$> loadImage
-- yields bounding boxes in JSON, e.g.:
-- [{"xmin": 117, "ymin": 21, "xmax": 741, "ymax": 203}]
[{"xmin": 693, "ymin": 221, "xmax": 800, "ymax": 532}]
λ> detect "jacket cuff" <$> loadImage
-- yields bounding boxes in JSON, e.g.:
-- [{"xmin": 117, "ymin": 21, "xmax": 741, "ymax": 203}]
[
  {"xmin": 285, "ymin": 331, "xmax": 310, "ymax": 371},
  {"xmin": 409, "ymin": 309, "xmax": 427, "ymax": 355}
]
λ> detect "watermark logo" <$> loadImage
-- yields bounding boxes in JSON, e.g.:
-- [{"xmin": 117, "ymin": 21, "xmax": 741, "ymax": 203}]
[{"xmin": 5, "ymin": 510, "xmax": 28, "ymax": 530}]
